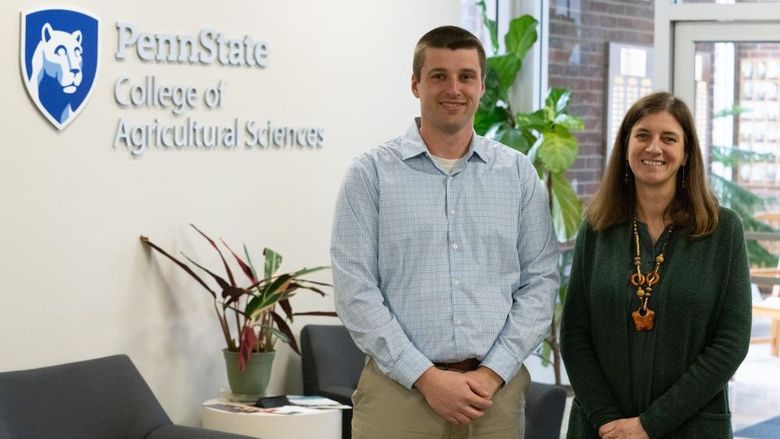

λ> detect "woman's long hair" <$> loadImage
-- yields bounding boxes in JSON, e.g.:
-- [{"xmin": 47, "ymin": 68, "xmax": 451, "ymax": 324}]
[{"xmin": 586, "ymin": 92, "xmax": 719, "ymax": 236}]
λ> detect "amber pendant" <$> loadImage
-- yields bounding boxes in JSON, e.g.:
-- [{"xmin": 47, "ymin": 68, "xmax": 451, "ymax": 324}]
[{"xmin": 632, "ymin": 307, "xmax": 655, "ymax": 331}]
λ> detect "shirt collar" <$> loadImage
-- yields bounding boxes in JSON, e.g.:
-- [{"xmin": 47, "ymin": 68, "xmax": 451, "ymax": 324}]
[{"xmin": 399, "ymin": 118, "xmax": 488, "ymax": 163}]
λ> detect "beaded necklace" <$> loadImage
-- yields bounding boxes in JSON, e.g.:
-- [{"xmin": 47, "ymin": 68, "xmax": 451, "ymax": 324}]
[{"xmin": 630, "ymin": 217, "xmax": 673, "ymax": 331}]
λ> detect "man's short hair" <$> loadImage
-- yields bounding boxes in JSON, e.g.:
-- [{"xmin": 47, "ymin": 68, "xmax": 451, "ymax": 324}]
[{"xmin": 413, "ymin": 26, "xmax": 486, "ymax": 81}]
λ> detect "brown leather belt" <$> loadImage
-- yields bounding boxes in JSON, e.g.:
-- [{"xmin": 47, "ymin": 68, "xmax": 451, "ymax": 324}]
[{"xmin": 433, "ymin": 358, "xmax": 480, "ymax": 371}]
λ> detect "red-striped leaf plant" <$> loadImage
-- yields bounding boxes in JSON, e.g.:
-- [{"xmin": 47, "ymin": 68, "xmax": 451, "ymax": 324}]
[{"xmin": 141, "ymin": 225, "xmax": 336, "ymax": 370}]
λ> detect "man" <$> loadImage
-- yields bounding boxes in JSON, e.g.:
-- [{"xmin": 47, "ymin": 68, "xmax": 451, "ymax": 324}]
[{"xmin": 330, "ymin": 25, "xmax": 559, "ymax": 438}]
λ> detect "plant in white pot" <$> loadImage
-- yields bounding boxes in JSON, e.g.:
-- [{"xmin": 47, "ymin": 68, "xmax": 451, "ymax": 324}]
[{"xmin": 141, "ymin": 225, "xmax": 336, "ymax": 397}]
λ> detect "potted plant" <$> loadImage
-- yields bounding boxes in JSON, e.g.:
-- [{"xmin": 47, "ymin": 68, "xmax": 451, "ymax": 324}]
[{"xmin": 141, "ymin": 225, "xmax": 336, "ymax": 397}]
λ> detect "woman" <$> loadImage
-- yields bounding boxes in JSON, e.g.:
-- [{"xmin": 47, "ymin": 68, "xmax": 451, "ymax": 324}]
[{"xmin": 560, "ymin": 92, "xmax": 752, "ymax": 439}]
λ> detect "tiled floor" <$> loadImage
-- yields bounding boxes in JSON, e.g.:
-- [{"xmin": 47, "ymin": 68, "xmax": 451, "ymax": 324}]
[{"xmin": 731, "ymin": 317, "xmax": 780, "ymax": 438}]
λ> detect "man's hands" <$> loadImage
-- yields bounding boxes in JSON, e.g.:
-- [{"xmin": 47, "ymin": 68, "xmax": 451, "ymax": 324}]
[
  {"xmin": 465, "ymin": 366, "xmax": 504, "ymax": 399},
  {"xmin": 413, "ymin": 366, "xmax": 503, "ymax": 425},
  {"xmin": 599, "ymin": 417, "xmax": 649, "ymax": 439}
]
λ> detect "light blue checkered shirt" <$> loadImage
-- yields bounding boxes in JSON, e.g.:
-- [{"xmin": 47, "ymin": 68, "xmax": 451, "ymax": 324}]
[{"xmin": 331, "ymin": 120, "xmax": 559, "ymax": 389}]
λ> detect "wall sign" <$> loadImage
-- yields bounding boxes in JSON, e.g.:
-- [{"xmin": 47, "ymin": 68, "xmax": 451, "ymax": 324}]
[
  {"xmin": 19, "ymin": 7, "xmax": 326, "ymax": 157},
  {"xmin": 20, "ymin": 7, "xmax": 100, "ymax": 131}
]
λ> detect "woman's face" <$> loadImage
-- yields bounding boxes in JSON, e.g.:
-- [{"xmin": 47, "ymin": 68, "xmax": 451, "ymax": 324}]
[{"xmin": 626, "ymin": 111, "xmax": 688, "ymax": 193}]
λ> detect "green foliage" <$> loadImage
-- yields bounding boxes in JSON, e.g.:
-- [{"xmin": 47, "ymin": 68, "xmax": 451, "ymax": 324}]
[
  {"xmin": 710, "ymin": 106, "xmax": 779, "ymax": 267},
  {"xmin": 710, "ymin": 174, "xmax": 778, "ymax": 267},
  {"xmin": 710, "ymin": 146, "xmax": 775, "ymax": 167},
  {"xmin": 476, "ymin": 0, "xmax": 498, "ymax": 54},
  {"xmin": 141, "ymin": 225, "xmax": 336, "ymax": 371},
  {"xmin": 551, "ymin": 172, "xmax": 584, "ymax": 242},
  {"xmin": 474, "ymin": 7, "xmax": 585, "ymax": 384},
  {"xmin": 474, "ymin": 16, "xmax": 584, "ymax": 242},
  {"xmin": 712, "ymin": 105, "xmax": 750, "ymax": 118}
]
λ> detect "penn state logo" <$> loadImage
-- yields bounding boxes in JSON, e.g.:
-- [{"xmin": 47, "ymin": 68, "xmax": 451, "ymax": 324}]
[{"xmin": 20, "ymin": 7, "xmax": 100, "ymax": 131}]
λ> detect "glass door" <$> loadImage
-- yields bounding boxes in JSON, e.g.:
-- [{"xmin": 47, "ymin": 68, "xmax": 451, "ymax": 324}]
[
  {"xmin": 673, "ymin": 20, "xmax": 780, "ymax": 434},
  {"xmin": 674, "ymin": 22, "xmax": 780, "ymax": 211}
]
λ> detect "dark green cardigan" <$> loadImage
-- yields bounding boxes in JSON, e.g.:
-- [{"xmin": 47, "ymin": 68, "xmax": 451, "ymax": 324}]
[{"xmin": 560, "ymin": 207, "xmax": 752, "ymax": 439}]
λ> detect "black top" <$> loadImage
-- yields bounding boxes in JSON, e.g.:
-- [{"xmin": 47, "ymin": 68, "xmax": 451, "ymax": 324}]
[{"xmin": 561, "ymin": 207, "xmax": 752, "ymax": 438}]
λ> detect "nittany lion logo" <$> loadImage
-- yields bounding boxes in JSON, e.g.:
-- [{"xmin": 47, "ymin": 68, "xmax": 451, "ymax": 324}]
[{"xmin": 21, "ymin": 8, "xmax": 99, "ymax": 131}]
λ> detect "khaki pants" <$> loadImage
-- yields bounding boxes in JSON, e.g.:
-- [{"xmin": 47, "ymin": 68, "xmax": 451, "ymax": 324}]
[{"xmin": 352, "ymin": 358, "xmax": 530, "ymax": 439}]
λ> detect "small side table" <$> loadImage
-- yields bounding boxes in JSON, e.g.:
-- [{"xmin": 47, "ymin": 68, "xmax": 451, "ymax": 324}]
[{"xmin": 202, "ymin": 398, "xmax": 342, "ymax": 439}]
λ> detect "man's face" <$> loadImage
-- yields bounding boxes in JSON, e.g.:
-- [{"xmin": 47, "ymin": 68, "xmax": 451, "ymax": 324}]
[{"xmin": 412, "ymin": 47, "xmax": 485, "ymax": 136}]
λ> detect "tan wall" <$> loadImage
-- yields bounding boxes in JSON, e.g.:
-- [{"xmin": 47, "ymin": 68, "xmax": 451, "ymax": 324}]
[{"xmin": 0, "ymin": 0, "xmax": 459, "ymax": 425}]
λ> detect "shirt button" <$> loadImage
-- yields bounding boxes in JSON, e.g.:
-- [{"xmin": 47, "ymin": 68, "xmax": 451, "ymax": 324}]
[
  {"xmin": 453, "ymin": 279, "xmax": 460, "ymax": 286},
  {"xmin": 449, "ymin": 209, "xmax": 456, "ymax": 215},
  {"xmin": 451, "ymin": 243, "xmax": 458, "ymax": 250},
  {"xmin": 456, "ymin": 319, "xmax": 462, "ymax": 325}
]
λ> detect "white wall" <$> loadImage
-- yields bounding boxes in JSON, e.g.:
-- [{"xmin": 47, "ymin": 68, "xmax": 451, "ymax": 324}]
[{"xmin": 0, "ymin": 0, "xmax": 459, "ymax": 425}]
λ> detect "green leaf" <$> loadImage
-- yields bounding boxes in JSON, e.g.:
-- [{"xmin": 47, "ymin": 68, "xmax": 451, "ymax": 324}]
[
  {"xmin": 484, "ymin": 121, "xmax": 508, "ymax": 139},
  {"xmin": 267, "ymin": 326, "xmax": 289, "ymax": 343},
  {"xmin": 292, "ymin": 266, "xmax": 329, "ymax": 277},
  {"xmin": 709, "ymin": 173, "xmax": 777, "ymax": 266},
  {"xmin": 498, "ymin": 127, "xmax": 530, "ymax": 154},
  {"xmin": 553, "ymin": 113, "xmax": 584, "ymax": 131},
  {"xmin": 479, "ymin": 68, "xmax": 507, "ymax": 112},
  {"xmin": 516, "ymin": 110, "xmax": 549, "ymax": 132},
  {"xmin": 550, "ymin": 172, "xmax": 584, "ymax": 242},
  {"xmin": 540, "ymin": 339, "xmax": 552, "ymax": 367},
  {"xmin": 532, "ymin": 159, "xmax": 545, "ymax": 179},
  {"xmin": 537, "ymin": 127, "xmax": 578, "ymax": 173},
  {"xmin": 475, "ymin": 106, "xmax": 510, "ymax": 136},
  {"xmin": 710, "ymin": 174, "xmax": 768, "ymax": 215},
  {"xmin": 710, "ymin": 145, "xmax": 775, "ymax": 166},
  {"xmin": 264, "ymin": 274, "xmax": 293, "ymax": 300},
  {"xmin": 263, "ymin": 248, "xmax": 282, "ymax": 278},
  {"xmin": 554, "ymin": 302, "xmax": 563, "ymax": 322},
  {"xmin": 487, "ymin": 54, "xmax": 522, "ymax": 91},
  {"xmin": 558, "ymin": 284, "xmax": 568, "ymax": 305},
  {"xmin": 546, "ymin": 88, "xmax": 573, "ymax": 114},
  {"xmin": 246, "ymin": 274, "xmax": 295, "ymax": 321},
  {"xmin": 243, "ymin": 244, "xmax": 258, "ymax": 281},
  {"xmin": 244, "ymin": 296, "xmax": 262, "ymax": 320},
  {"xmin": 713, "ymin": 105, "xmax": 751, "ymax": 119},
  {"xmin": 477, "ymin": 0, "xmax": 499, "ymax": 54},
  {"xmin": 505, "ymin": 15, "xmax": 538, "ymax": 60},
  {"xmin": 526, "ymin": 136, "xmax": 544, "ymax": 166},
  {"xmin": 747, "ymin": 240, "xmax": 779, "ymax": 268}
]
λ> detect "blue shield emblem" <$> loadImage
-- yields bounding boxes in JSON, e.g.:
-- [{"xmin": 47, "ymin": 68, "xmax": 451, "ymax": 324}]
[{"xmin": 20, "ymin": 7, "xmax": 100, "ymax": 131}]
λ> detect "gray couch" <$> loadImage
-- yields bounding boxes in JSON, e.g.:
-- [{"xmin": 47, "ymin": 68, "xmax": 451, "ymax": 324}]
[
  {"xmin": 301, "ymin": 324, "xmax": 567, "ymax": 439},
  {"xmin": 0, "ymin": 355, "xmax": 255, "ymax": 439}
]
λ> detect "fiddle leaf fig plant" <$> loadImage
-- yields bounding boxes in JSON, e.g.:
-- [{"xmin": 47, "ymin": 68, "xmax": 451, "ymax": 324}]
[
  {"xmin": 474, "ymin": 5, "xmax": 585, "ymax": 384},
  {"xmin": 141, "ymin": 225, "xmax": 336, "ymax": 371},
  {"xmin": 474, "ymin": 11, "xmax": 584, "ymax": 242}
]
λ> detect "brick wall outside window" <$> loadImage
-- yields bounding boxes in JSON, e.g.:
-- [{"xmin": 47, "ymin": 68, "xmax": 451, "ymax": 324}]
[{"xmin": 548, "ymin": 0, "xmax": 654, "ymax": 200}]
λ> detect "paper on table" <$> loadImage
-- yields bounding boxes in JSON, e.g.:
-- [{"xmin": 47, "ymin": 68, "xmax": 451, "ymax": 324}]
[
  {"xmin": 288, "ymin": 395, "xmax": 351, "ymax": 409},
  {"xmin": 204, "ymin": 401, "xmax": 322, "ymax": 415},
  {"xmin": 204, "ymin": 395, "xmax": 350, "ymax": 415},
  {"xmin": 204, "ymin": 403, "xmax": 266, "ymax": 414}
]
